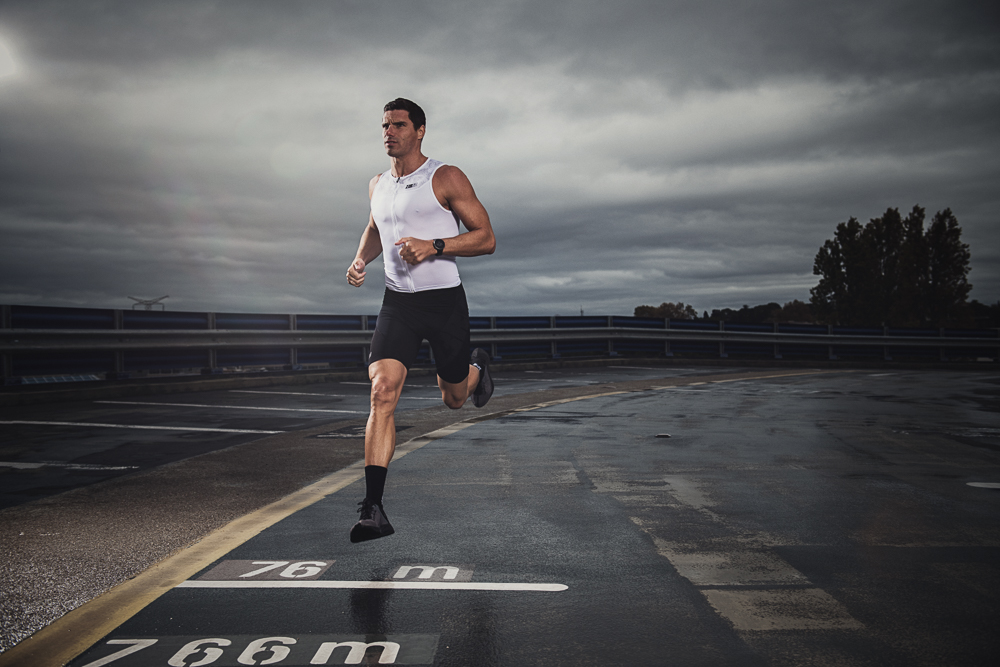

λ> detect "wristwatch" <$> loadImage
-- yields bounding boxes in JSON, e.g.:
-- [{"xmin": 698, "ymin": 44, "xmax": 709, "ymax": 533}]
[{"xmin": 433, "ymin": 239, "xmax": 445, "ymax": 256}]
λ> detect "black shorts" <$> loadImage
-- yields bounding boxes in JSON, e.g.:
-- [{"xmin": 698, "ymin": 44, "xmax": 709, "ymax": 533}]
[{"xmin": 369, "ymin": 284, "xmax": 471, "ymax": 384}]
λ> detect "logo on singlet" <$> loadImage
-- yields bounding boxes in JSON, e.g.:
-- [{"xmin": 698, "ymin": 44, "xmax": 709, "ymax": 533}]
[{"xmin": 405, "ymin": 183, "xmax": 417, "ymax": 189}]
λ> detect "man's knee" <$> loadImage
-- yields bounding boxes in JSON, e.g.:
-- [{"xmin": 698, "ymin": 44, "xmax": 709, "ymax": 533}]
[
  {"xmin": 438, "ymin": 372, "xmax": 469, "ymax": 410},
  {"xmin": 442, "ymin": 392, "xmax": 465, "ymax": 410},
  {"xmin": 370, "ymin": 375, "xmax": 403, "ymax": 412}
]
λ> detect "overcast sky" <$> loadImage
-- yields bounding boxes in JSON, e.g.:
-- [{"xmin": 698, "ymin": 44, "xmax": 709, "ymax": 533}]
[{"xmin": 1, "ymin": 0, "xmax": 997, "ymax": 317}]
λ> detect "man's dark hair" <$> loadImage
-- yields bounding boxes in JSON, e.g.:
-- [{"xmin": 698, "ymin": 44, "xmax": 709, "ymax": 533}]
[{"xmin": 384, "ymin": 98, "xmax": 426, "ymax": 131}]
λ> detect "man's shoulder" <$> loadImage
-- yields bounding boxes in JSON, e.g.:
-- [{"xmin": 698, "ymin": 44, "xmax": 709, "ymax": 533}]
[
  {"xmin": 368, "ymin": 172, "xmax": 385, "ymax": 197},
  {"xmin": 431, "ymin": 163, "xmax": 470, "ymax": 189}
]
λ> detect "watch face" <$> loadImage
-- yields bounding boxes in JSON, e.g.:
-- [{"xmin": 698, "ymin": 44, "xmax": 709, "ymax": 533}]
[{"xmin": 434, "ymin": 239, "xmax": 445, "ymax": 253}]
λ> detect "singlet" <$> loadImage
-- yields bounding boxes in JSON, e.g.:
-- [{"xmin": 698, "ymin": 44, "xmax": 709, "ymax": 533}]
[{"xmin": 370, "ymin": 158, "xmax": 462, "ymax": 293}]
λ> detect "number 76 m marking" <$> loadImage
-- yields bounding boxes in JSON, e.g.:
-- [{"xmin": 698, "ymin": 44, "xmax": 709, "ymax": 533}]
[{"xmin": 197, "ymin": 560, "xmax": 334, "ymax": 581}]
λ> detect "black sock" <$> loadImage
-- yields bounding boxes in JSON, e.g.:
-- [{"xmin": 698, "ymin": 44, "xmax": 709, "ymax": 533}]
[{"xmin": 365, "ymin": 465, "xmax": 388, "ymax": 506}]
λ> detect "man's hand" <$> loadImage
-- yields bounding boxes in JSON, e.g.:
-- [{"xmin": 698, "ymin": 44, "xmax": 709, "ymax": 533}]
[
  {"xmin": 395, "ymin": 237, "xmax": 436, "ymax": 265},
  {"xmin": 346, "ymin": 258, "xmax": 366, "ymax": 287}
]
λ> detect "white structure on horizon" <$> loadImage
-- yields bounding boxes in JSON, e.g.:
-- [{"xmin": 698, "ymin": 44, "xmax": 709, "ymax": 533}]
[{"xmin": 128, "ymin": 296, "xmax": 169, "ymax": 311}]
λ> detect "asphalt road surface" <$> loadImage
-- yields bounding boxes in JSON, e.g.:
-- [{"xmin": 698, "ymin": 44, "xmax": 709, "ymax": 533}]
[
  {"xmin": 1, "ymin": 364, "xmax": 998, "ymax": 666},
  {"xmin": 0, "ymin": 366, "xmax": 694, "ymax": 508}
]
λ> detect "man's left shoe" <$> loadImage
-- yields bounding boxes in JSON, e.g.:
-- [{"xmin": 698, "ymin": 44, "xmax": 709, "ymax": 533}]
[
  {"xmin": 350, "ymin": 499, "xmax": 395, "ymax": 543},
  {"xmin": 471, "ymin": 348, "xmax": 493, "ymax": 408}
]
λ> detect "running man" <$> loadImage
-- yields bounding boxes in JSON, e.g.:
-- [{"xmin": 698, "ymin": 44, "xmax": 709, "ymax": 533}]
[{"xmin": 345, "ymin": 98, "xmax": 496, "ymax": 543}]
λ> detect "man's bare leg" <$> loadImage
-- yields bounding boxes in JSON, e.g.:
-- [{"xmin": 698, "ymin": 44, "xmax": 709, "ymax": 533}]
[
  {"xmin": 438, "ymin": 347, "xmax": 493, "ymax": 409},
  {"xmin": 351, "ymin": 358, "xmax": 406, "ymax": 543},
  {"xmin": 366, "ymin": 358, "xmax": 407, "ymax": 466},
  {"xmin": 438, "ymin": 364, "xmax": 479, "ymax": 409}
]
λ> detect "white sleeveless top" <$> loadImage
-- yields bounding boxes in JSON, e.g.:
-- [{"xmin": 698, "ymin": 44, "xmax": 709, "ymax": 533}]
[{"xmin": 370, "ymin": 158, "xmax": 462, "ymax": 293}]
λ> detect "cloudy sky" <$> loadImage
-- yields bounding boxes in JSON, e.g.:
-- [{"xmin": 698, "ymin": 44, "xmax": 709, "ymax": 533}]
[{"xmin": 1, "ymin": 0, "xmax": 997, "ymax": 317}]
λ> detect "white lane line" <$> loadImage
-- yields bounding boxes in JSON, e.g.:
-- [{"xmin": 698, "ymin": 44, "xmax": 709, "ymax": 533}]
[
  {"xmin": 0, "ymin": 420, "xmax": 282, "ymax": 434},
  {"xmin": 967, "ymin": 482, "xmax": 1000, "ymax": 489},
  {"xmin": 602, "ymin": 366, "xmax": 675, "ymax": 371},
  {"xmin": 230, "ymin": 390, "xmax": 438, "ymax": 401},
  {"xmin": 231, "ymin": 390, "xmax": 354, "ymax": 397},
  {"xmin": 507, "ymin": 379, "xmax": 602, "ymax": 385},
  {"xmin": 0, "ymin": 461, "xmax": 139, "ymax": 471},
  {"xmin": 94, "ymin": 400, "xmax": 365, "ymax": 414},
  {"xmin": 176, "ymin": 580, "xmax": 567, "ymax": 591},
  {"xmin": 340, "ymin": 381, "xmax": 438, "ymax": 390}
]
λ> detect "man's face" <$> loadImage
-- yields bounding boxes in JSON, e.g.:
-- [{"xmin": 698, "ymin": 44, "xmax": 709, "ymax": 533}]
[{"xmin": 382, "ymin": 110, "xmax": 424, "ymax": 158}]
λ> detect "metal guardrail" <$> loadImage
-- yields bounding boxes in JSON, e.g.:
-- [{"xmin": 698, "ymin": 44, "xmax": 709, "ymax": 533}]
[{"xmin": 1, "ymin": 305, "xmax": 997, "ymax": 380}]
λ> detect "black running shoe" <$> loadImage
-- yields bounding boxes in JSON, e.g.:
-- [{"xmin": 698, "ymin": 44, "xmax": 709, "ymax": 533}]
[
  {"xmin": 350, "ymin": 499, "xmax": 395, "ymax": 543},
  {"xmin": 471, "ymin": 348, "xmax": 494, "ymax": 408}
]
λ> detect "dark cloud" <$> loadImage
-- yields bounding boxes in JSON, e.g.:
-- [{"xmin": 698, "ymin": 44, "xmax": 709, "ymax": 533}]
[{"xmin": 1, "ymin": 0, "xmax": 998, "ymax": 316}]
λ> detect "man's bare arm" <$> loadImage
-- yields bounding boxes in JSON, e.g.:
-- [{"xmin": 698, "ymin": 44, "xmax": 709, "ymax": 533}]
[
  {"xmin": 346, "ymin": 175, "xmax": 385, "ymax": 287},
  {"xmin": 395, "ymin": 166, "xmax": 496, "ymax": 264}
]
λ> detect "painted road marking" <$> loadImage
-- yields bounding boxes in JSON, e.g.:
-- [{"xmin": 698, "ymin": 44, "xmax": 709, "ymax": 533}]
[
  {"xmin": 340, "ymin": 382, "xmax": 435, "ymax": 388},
  {"xmin": 701, "ymin": 589, "xmax": 865, "ymax": 631},
  {"xmin": 512, "ymin": 378, "xmax": 601, "ymax": 383},
  {"xmin": 967, "ymin": 482, "xmax": 1000, "ymax": 488},
  {"xmin": 74, "ymin": 634, "xmax": 439, "ymax": 666},
  {"xmin": 651, "ymin": 370, "xmax": 832, "ymax": 391},
  {"xmin": 230, "ymin": 389, "xmax": 440, "ymax": 401},
  {"xmin": 231, "ymin": 390, "xmax": 357, "ymax": 397},
  {"xmin": 75, "ymin": 640, "xmax": 157, "ymax": 667},
  {"xmin": 391, "ymin": 564, "xmax": 474, "ymax": 582},
  {"xmin": 176, "ymin": 580, "xmax": 567, "ymax": 591},
  {"xmin": 94, "ymin": 400, "xmax": 365, "ymax": 414},
  {"xmin": 198, "ymin": 560, "xmax": 334, "ymax": 581},
  {"xmin": 631, "ymin": 482, "xmax": 865, "ymax": 633},
  {"xmin": 651, "ymin": 539, "xmax": 809, "ymax": 587},
  {"xmin": 0, "ymin": 461, "xmax": 139, "ymax": 471},
  {"xmin": 0, "ymin": 420, "xmax": 282, "ymax": 434}
]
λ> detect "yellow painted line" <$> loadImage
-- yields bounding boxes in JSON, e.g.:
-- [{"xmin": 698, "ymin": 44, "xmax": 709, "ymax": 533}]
[
  {"xmin": 1, "ymin": 366, "xmax": 835, "ymax": 667},
  {"xmin": 653, "ymin": 369, "xmax": 835, "ymax": 390},
  {"xmin": 709, "ymin": 369, "xmax": 834, "ymax": 383}
]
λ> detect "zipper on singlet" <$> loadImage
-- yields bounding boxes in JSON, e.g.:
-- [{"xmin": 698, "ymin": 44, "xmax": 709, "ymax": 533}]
[{"xmin": 389, "ymin": 177, "xmax": 414, "ymax": 292}]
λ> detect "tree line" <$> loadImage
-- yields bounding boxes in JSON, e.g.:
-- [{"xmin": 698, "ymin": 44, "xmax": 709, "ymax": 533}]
[{"xmin": 635, "ymin": 205, "xmax": 998, "ymax": 329}]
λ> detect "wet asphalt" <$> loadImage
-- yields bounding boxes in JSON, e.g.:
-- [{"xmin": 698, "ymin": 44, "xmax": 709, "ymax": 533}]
[
  {"xmin": 2, "ymin": 365, "xmax": 999, "ymax": 666},
  {"xmin": 0, "ymin": 366, "xmax": 702, "ymax": 508}
]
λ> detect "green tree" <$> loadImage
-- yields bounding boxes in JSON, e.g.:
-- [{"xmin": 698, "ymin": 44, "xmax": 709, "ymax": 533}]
[
  {"xmin": 634, "ymin": 302, "xmax": 697, "ymax": 319},
  {"xmin": 889, "ymin": 206, "xmax": 929, "ymax": 327},
  {"xmin": 810, "ymin": 216, "xmax": 874, "ymax": 325},
  {"xmin": 810, "ymin": 205, "xmax": 973, "ymax": 327},
  {"xmin": 969, "ymin": 300, "xmax": 1000, "ymax": 328},
  {"xmin": 925, "ymin": 208, "xmax": 972, "ymax": 327},
  {"xmin": 865, "ymin": 207, "xmax": 904, "ymax": 325},
  {"xmin": 778, "ymin": 299, "xmax": 815, "ymax": 323},
  {"xmin": 708, "ymin": 303, "xmax": 781, "ymax": 323}
]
